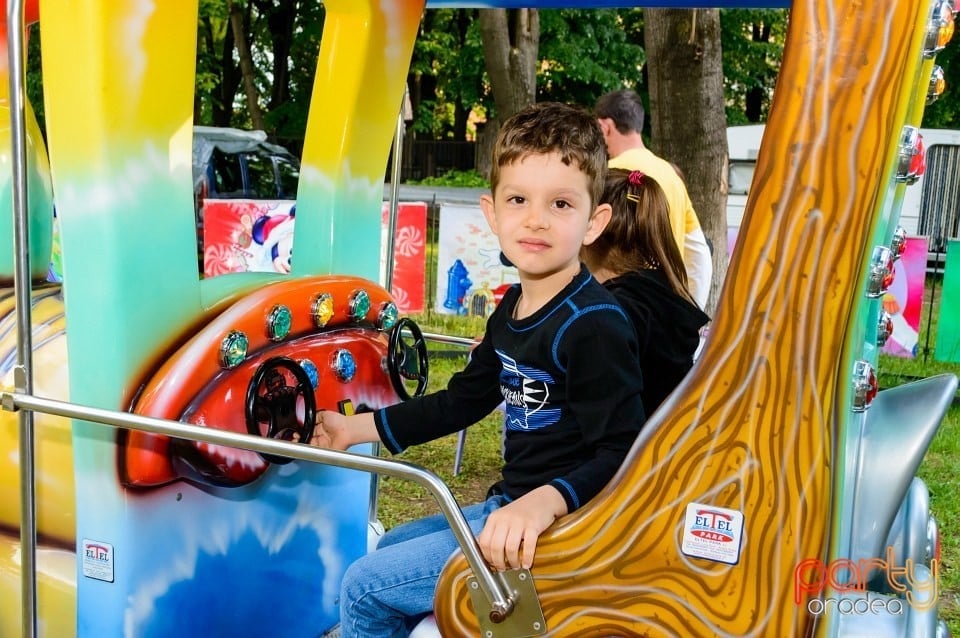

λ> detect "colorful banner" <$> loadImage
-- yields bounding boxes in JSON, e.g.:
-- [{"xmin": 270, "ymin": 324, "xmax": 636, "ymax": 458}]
[
  {"xmin": 935, "ymin": 239, "xmax": 960, "ymax": 362},
  {"xmin": 380, "ymin": 202, "xmax": 427, "ymax": 314},
  {"xmin": 435, "ymin": 204, "xmax": 519, "ymax": 316},
  {"xmin": 881, "ymin": 236, "xmax": 927, "ymax": 358},
  {"xmin": 202, "ymin": 200, "xmax": 427, "ymax": 313},
  {"xmin": 203, "ymin": 199, "xmax": 296, "ymax": 276}
]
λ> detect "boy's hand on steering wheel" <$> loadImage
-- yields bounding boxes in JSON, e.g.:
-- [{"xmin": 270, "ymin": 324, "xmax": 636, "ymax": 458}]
[
  {"xmin": 309, "ymin": 410, "xmax": 379, "ymax": 451},
  {"xmin": 478, "ymin": 485, "xmax": 568, "ymax": 571},
  {"xmin": 309, "ymin": 410, "xmax": 350, "ymax": 451}
]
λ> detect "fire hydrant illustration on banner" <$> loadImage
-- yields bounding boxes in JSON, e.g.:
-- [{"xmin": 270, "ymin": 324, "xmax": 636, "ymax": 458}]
[{"xmin": 443, "ymin": 259, "xmax": 472, "ymax": 314}]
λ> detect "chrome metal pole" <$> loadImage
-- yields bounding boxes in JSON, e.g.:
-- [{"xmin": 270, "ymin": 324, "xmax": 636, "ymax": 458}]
[
  {"xmin": 1, "ymin": 391, "xmax": 515, "ymax": 621},
  {"xmin": 371, "ymin": 86, "xmax": 410, "ymax": 531},
  {"xmin": 421, "ymin": 332, "xmax": 481, "ymax": 477},
  {"xmin": 384, "ymin": 84, "xmax": 407, "ymax": 291},
  {"xmin": 422, "ymin": 332, "xmax": 479, "ymax": 349},
  {"xmin": 5, "ymin": 0, "xmax": 37, "ymax": 635}
]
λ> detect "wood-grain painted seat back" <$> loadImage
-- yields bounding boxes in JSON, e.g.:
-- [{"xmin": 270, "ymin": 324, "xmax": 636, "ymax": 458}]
[{"xmin": 435, "ymin": 0, "xmax": 942, "ymax": 634}]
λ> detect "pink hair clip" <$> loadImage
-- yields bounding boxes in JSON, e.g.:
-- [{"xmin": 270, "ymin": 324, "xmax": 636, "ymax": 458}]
[{"xmin": 628, "ymin": 170, "xmax": 645, "ymax": 186}]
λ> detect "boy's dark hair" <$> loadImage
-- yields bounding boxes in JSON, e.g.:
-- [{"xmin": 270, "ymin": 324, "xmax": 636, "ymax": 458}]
[
  {"xmin": 583, "ymin": 168, "xmax": 694, "ymax": 304},
  {"xmin": 490, "ymin": 102, "xmax": 608, "ymax": 207},
  {"xmin": 595, "ymin": 90, "xmax": 645, "ymax": 135}
]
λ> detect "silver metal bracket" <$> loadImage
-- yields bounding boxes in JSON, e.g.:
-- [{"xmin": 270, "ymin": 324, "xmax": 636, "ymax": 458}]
[
  {"xmin": 466, "ymin": 568, "xmax": 546, "ymax": 638},
  {"xmin": 1, "ymin": 366, "xmax": 27, "ymax": 411},
  {"xmin": 14, "ymin": 365, "xmax": 27, "ymax": 393}
]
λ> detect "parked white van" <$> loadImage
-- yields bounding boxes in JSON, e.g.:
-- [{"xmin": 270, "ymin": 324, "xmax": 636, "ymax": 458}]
[{"xmin": 727, "ymin": 124, "xmax": 960, "ymax": 266}]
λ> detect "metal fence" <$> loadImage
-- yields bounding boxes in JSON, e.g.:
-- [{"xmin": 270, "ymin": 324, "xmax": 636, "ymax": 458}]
[
  {"xmin": 388, "ymin": 139, "xmax": 477, "ymax": 181},
  {"xmin": 918, "ymin": 143, "xmax": 960, "ymax": 254}
]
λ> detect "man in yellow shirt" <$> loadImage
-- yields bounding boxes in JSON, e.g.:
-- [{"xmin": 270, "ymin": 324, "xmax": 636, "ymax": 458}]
[{"xmin": 595, "ymin": 90, "xmax": 713, "ymax": 309}]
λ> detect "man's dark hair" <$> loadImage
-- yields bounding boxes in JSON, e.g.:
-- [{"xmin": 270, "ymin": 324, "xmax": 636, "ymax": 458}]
[{"xmin": 595, "ymin": 89, "xmax": 645, "ymax": 135}]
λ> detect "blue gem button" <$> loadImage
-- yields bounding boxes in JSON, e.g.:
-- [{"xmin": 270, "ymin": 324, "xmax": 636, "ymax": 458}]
[
  {"xmin": 330, "ymin": 349, "xmax": 357, "ymax": 383},
  {"xmin": 299, "ymin": 359, "xmax": 320, "ymax": 389}
]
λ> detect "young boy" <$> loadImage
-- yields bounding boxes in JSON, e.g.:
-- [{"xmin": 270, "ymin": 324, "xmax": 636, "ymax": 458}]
[{"xmin": 311, "ymin": 102, "xmax": 647, "ymax": 637}]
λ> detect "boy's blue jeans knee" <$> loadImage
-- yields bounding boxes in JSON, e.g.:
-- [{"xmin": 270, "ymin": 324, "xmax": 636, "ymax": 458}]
[{"xmin": 339, "ymin": 494, "xmax": 507, "ymax": 638}]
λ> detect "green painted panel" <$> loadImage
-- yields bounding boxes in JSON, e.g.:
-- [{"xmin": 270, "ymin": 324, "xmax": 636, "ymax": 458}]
[{"xmin": 935, "ymin": 239, "xmax": 960, "ymax": 362}]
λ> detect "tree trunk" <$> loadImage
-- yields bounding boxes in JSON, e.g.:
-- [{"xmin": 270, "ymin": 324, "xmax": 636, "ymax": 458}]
[
  {"xmin": 453, "ymin": 100, "xmax": 469, "ymax": 141},
  {"xmin": 475, "ymin": 122, "xmax": 497, "ymax": 179},
  {"xmin": 644, "ymin": 8, "xmax": 728, "ymax": 315},
  {"xmin": 203, "ymin": 12, "xmax": 241, "ymax": 127},
  {"xmin": 745, "ymin": 21, "xmax": 771, "ymax": 122},
  {"xmin": 476, "ymin": 8, "xmax": 539, "ymax": 179},
  {"xmin": 228, "ymin": 0, "xmax": 265, "ymax": 131},
  {"xmin": 453, "ymin": 9, "xmax": 472, "ymax": 142},
  {"xmin": 262, "ymin": 1, "xmax": 296, "ymax": 111}
]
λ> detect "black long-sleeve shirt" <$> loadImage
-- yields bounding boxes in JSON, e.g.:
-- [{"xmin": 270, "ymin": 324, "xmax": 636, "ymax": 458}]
[
  {"xmin": 603, "ymin": 270, "xmax": 710, "ymax": 414},
  {"xmin": 374, "ymin": 265, "xmax": 647, "ymax": 513}
]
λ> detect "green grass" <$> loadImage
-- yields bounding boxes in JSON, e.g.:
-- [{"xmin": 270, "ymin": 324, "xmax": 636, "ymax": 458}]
[
  {"xmin": 376, "ymin": 350, "xmax": 504, "ymax": 529},
  {"xmin": 407, "ymin": 169, "xmax": 489, "ymax": 189},
  {"xmin": 878, "ymin": 278, "xmax": 960, "ymax": 632},
  {"xmin": 376, "ymin": 311, "xmax": 503, "ymax": 529},
  {"xmin": 915, "ymin": 401, "xmax": 960, "ymax": 632},
  {"xmin": 883, "ymin": 358, "xmax": 960, "ymax": 633}
]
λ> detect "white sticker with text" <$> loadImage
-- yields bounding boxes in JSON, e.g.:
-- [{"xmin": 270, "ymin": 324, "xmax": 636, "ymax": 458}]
[
  {"xmin": 681, "ymin": 503, "xmax": 744, "ymax": 565},
  {"xmin": 82, "ymin": 538, "xmax": 115, "ymax": 582}
]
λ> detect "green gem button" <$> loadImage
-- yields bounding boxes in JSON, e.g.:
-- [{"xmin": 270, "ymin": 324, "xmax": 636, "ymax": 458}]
[
  {"xmin": 219, "ymin": 330, "xmax": 249, "ymax": 369},
  {"xmin": 378, "ymin": 302, "xmax": 399, "ymax": 331},
  {"xmin": 267, "ymin": 305, "xmax": 293, "ymax": 341},
  {"xmin": 349, "ymin": 289, "xmax": 371, "ymax": 321}
]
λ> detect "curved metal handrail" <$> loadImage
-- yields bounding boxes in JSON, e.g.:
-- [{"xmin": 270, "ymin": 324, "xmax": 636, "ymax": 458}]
[
  {"xmin": 423, "ymin": 331, "xmax": 480, "ymax": 348},
  {"xmin": 0, "ymin": 390, "xmax": 515, "ymax": 623}
]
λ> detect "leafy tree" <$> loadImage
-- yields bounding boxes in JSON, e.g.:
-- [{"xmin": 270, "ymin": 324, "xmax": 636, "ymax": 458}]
[
  {"xmin": 537, "ymin": 9, "xmax": 644, "ymax": 107},
  {"xmin": 475, "ymin": 8, "xmax": 540, "ymax": 177},
  {"xmin": 408, "ymin": 8, "xmax": 646, "ymax": 144},
  {"xmin": 480, "ymin": 8, "xmax": 540, "ymax": 124},
  {"xmin": 255, "ymin": 1, "xmax": 324, "ymax": 150},
  {"xmin": 469, "ymin": 8, "xmax": 648, "ymax": 177},
  {"xmin": 718, "ymin": 8, "xmax": 960, "ymax": 128},
  {"xmin": 924, "ymin": 41, "xmax": 960, "ymax": 128},
  {"xmin": 27, "ymin": 3, "xmax": 960, "ymax": 173},
  {"xmin": 25, "ymin": 24, "xmax": 44, "ymax": 134},
  {"xmin": 195, "ymin": 0, "xmax": 239, "ymax": 128},
  {"xmin": 408, "ymin": 9, "xmax": 488, "ymax": 140},
  {"xmin": 229, "ymin": 0, "xmax": 265, "ymax": 130},
  {"xmin": 720, "ymin": 9, "xmax": 788, "ymax": 125},
  {"xmin": 194, "ymin": 0, "xmax": 323, "ymax": 152}
]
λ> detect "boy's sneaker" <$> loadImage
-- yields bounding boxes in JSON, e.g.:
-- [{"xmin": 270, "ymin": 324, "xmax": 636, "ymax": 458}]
[{"xmin": 321, "ymin": 625, "xmax": 340, "ymax": 638}]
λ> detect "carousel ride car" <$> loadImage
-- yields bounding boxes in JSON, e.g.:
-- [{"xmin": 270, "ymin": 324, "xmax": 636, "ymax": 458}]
[{"xmin": 0, "ymin": 0, "xmax": 957, "ymax": 636}]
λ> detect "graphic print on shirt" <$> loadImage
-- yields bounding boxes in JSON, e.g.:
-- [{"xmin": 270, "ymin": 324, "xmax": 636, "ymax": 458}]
[{"xmin": 496, "ymin": 349, "xmax": 560, "ymax": 431}]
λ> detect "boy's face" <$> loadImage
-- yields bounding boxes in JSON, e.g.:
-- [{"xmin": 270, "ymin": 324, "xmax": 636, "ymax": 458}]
[{"xmin": 480, "ymin": 152, "xmax": 610, "ymax": 281}]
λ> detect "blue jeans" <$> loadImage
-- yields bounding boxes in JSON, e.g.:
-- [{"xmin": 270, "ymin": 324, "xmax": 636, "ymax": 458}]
[{"xmin": 339, "ymin": 494, "xmax": 507, "ymax": 638}]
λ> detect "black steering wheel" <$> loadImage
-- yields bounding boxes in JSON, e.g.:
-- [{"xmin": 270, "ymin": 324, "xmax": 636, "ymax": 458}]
[
  {"xmin": 245, "ymin": 357, "xmax": 316, "ymax": 464},
  {"xmin": 387, "ymin": 318, "xmax": 429, "ymax": 400}
]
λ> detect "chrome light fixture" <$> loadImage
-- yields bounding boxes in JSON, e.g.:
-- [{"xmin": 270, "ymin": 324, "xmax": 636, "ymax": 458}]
[
  {"xmin": 894, "ymin": 126, "xmax": 925, "ymax": 184},
  {"xmin": 866, "ymin": 246, "xmax": 894, "ymax": 298},
  {"xmin": 852, "ymin": 360, "xmax": 878, "ymax": 412}
]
